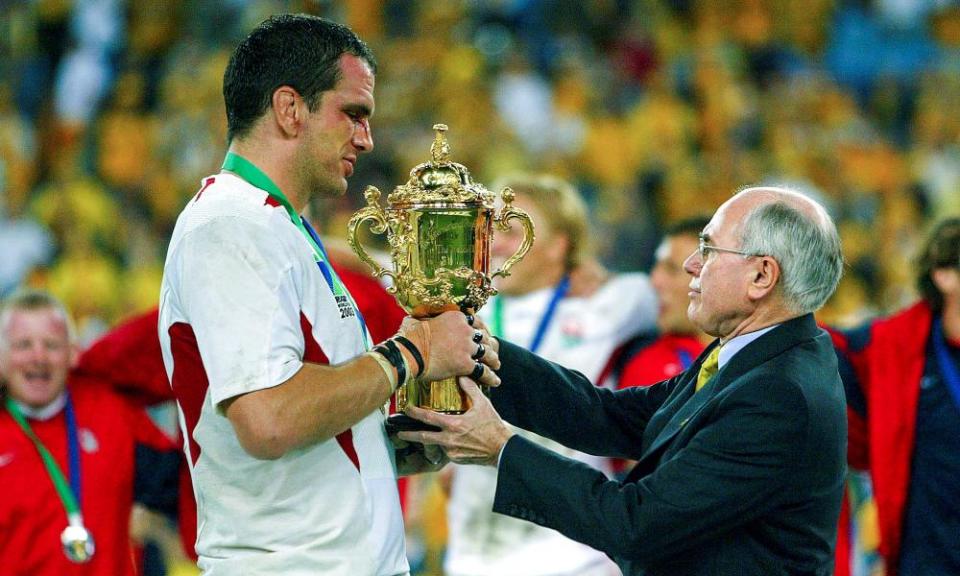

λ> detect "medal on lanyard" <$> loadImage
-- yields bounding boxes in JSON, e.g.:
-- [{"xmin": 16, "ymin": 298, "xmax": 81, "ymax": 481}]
[
  {"xmin": 5, "ymin": 394, "xmax": 95, "ymax": 563},
  {"xmin": 221, "ymin": 152, "xmax": 372, "ymax": 348}
]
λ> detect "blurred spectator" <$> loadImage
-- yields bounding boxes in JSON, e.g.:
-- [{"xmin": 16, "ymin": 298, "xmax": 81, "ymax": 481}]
[
  {"xmin": 0, "ymin": 83, "xmax": 39, "ymax": 214},
  {"xmin": 29, "ymin": 149, "xmax": 123, "ymax": 341},
  {"xmin": 95, "ymin": 70, "xmax": 156, "ymax": 209},
  {"xmin": 0, "ymin": 181, "xmax": 53, "ymax": 299},
  {"xmin": 0, "ymin": 289, "xmax": 177, "ymax": 576},
  {"xmin": 53, "ymin": 0, "xmax": 124, "ymax": 133},
  {"xmin": 597, "ymin": 216, "xmax": 710, "ymax": 479},
  {"xmin": 832, "ymin": 218, "xmax": 960, "ymax": 576},
  {"xmin": 444, "ymin": 173, "xmax": 656, "ymax": 576},
  {"xmin": 606, "ymin": 215, "xmax": 713, "ymax": 391}
]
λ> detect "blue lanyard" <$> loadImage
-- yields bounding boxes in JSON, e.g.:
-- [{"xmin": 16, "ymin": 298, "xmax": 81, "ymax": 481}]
[
  {"xmin": 301, "ymin": 217, "xmax": 371, "ymax": 343},
  {"xmin": 64, "ymin": 393, "xmax": 82, "ymax": 502},
  {"xmin": 492, "ymin": 276, "xmax": 570, "ymax": 354},
  {"xmin": 677, "ymin": 349, "xmax": 693, "ymax": 370},
  {"xmin": 4, "ymin": 393, "xmax": 83, "ymax": 518},
  {"xmin": 932, "ymin": 318, "xmax": 960, "ymax": 411}
]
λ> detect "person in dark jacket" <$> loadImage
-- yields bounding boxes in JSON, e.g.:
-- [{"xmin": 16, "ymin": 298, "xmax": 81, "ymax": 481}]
[
  {"xmin": 832, "ymin": 217, "xmax": 960, "ymax": 576},
  {"xmin": 402, "ymin": 186, "xmax": 848, "ymax": 576}
]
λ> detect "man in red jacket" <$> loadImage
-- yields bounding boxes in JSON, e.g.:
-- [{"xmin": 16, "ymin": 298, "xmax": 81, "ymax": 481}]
[
  {"xmin": 606, "ymin": 216, "xmax": 712, "ymax": 390},
  {"xmin": 0, "ymin": 289, "xmax": 176, "ymax": 576},
  {"xmin": 832, "ymin": 217, "xmax": 960, "ymax": 575}
]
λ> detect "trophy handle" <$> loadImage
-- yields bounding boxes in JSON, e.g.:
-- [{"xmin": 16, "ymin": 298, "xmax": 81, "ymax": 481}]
[
  {"xmin": 347, "ymin": 186, "xmax": 397, "ymax": 284},
  {"xmin": 491, "ymin": 187, "xmax": 535, "ymax": 280}
]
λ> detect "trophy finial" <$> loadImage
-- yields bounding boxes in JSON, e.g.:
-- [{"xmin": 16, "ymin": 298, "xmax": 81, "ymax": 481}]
[{"xmin": 431, "ymin": 124, "xmax": 450, "ymax": 163}]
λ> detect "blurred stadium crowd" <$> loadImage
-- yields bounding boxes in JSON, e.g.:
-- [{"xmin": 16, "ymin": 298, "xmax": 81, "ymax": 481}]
[
  {"xmin": 0, "ymin": 1, "xmax": 957, "ymax": 573},
  {"xmin": 2, "ymin": 0, "xmax": 959, "ymax": 342}
]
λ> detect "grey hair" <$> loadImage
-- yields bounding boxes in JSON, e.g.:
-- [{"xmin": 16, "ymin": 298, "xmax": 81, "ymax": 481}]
[
  {"xmin": 738, "ymin": 196, "xmax": 844, "ymax": 314},
  {"xmin": 0, "ymin": 289, "xmax": 76, "ymax": 347}
]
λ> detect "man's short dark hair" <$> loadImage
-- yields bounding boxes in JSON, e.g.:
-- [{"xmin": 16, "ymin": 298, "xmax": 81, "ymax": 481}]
[
  {"xmin": 223, "ymin": 14, "xmax": 377, "ymax": 143},
  {"xmin": 663, "ymin": 215, "xmax": 712, "ymax": 239},
  {"xmin": 917, "ymin": 217, "xmax": 960, "ymax": 312}
]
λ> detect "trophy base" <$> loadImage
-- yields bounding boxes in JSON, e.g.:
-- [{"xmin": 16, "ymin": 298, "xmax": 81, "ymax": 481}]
[{"xmin": 385, "ymin": 413, "xmax": 443, "ymax": 434}]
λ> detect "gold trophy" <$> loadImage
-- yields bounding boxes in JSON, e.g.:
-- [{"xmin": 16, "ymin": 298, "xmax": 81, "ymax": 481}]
[{"xmin": 348, "ymin": 124, "xmax": 534, "ymax": 430}]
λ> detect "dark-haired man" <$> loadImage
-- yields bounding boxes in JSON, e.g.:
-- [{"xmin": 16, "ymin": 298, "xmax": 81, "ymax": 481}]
[
  {"xmin": 158, "ymin": 14, "xmax": 498, "ymax": 575},
  {"xmin": 606, "ymin": 216, "xmax": 712, "ymax": 391}
]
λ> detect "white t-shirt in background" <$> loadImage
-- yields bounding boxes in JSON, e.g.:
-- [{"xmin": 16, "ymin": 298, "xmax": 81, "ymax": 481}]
[{"xmin": 445, "ymin": 273, "xmax": 657, "ymax": 576}]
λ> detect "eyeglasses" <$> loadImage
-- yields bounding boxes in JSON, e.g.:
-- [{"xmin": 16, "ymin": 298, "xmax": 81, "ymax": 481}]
[{"xmin": 698, "ymin": 237, "xmax": 761, "ymax": 260}]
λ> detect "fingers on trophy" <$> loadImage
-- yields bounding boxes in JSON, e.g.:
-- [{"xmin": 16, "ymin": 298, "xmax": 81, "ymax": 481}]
[{"xmin": 348, "ymin": 124, "xmax": 534, "ymax": 432}]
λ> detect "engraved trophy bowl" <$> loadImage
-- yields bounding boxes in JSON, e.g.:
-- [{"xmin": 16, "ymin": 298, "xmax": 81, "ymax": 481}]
[{"xmin": 348, "ymin": 124, "xmax": 535, "ymax": 431}]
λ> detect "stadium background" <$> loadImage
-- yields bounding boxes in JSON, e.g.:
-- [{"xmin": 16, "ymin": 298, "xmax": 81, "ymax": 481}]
[{"xmin": 2, "ymin": 1, "xmax": 958, "ymax": 574}]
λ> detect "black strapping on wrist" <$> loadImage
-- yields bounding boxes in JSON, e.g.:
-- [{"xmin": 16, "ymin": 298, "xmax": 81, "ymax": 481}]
[
  {"xmin": 374, "ymin": 339, "xmax": 406, "ymax": 389},
  {"xmin": 393, "ymin": 336, "xmax": 424, "ymax": 377}
]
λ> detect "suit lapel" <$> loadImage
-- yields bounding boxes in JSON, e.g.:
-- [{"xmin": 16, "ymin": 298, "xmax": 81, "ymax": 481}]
[
  {"xmin": 623, "ymin": 343, "xmax": 718, "ymax": 483},
  {"xmin": 623, "ymin": 315, "xmax": 822, "ymax": 485},
  {"xmin": 628, "ymin": 366, "xmax": 722, "ymax": 480}
]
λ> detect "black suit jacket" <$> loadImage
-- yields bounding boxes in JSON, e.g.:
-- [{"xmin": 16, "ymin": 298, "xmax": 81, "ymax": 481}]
[{"xmin": 490, "ymin": 314, "xmax": 846, "ymax": 576}]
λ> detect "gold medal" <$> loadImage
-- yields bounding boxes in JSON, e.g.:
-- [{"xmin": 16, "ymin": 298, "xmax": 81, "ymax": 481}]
[{"xmin": 61, "ymin": 523, "xmax": 95, "ymax": 563}]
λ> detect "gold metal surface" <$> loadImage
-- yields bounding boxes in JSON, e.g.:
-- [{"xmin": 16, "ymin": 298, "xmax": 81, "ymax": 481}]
[{"xmin": 348, "ymin": 124, "xmax": 535, "ymax": 413}]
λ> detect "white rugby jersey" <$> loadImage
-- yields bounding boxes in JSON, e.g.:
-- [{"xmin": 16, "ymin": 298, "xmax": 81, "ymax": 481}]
[
  {"xmin": 446, "ymin": 273, "xmax": 656, "ymax": 576},
  {"xmin": 158, "ymin": 172, "xmax": 407, "ymax": 576}
]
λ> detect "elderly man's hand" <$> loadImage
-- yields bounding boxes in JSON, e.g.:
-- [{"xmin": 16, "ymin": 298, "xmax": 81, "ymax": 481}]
[{"xmin": 397, "ymin": 377, "xmax": 514, "ymax": 467}]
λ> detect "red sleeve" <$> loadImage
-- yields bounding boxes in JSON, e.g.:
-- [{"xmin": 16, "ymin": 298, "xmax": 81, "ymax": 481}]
[
  {"xmin": 846, "ymin": 408, "xmax": 868, "ymax": 470},
  {"xmin": 74, "ymin": 309, "xmax": 172, "ymax": 406},
  {"xmin": 834, "ymin": 489, "xmax": 851, "ymax": 576}
]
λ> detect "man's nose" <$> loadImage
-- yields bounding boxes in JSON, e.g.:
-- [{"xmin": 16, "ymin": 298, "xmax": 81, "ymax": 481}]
[
  {"xmin": 354, "ymin": 119, "xmax": 373, "ymax": 152},
  {"xmin": 682, "ymin": 250, "xmax": 701, "ymax": 276},
  {"xmin": 24, "ymin": 343, "xmax": 48, "ymax": 362}
]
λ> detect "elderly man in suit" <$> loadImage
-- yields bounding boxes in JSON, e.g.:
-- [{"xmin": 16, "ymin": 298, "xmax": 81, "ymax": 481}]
[{"xmin": 401, "ymin": 186, "xmax": 847, "ymax": 576}]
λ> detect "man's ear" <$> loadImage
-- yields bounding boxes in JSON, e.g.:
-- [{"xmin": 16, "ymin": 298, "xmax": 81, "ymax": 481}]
[
  {"xmin": 747, "ymin": 255, "xmax": 780, "ymax": 301},
  {"xmin": 548, "ymin": 235, "xmax": 570, "ymax": 266},
  {"xmin": 272, "ymin": 86, "xmax": 303, "ymax": 138},
  {"xmin": 69, "ymin": 342, "xmax": 81, "ymax": 370},
  {"xmin": 931, "ymin": 267, "xmax": 960, "ymax": 296}
]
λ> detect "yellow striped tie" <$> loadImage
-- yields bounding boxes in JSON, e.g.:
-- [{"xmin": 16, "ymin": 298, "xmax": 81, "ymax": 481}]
[{"xmin": 696, "ymin": 346, "xmax": 721, "ymax": 392}]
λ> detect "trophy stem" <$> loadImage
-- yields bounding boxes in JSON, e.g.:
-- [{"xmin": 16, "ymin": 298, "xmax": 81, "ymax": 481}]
[
  {"xmin": 397, "ymin": 376, "xmax": 467, "ymax": 414},
  {"xmin": 429, "ymin": 376, "xmax": 467, "ymax": 413},
  {"xmin": 387, "ymin": 377, "xmax": 465, "ymax": 433}
]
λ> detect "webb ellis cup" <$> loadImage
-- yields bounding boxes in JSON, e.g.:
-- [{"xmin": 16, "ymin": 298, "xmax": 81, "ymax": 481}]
[{"xmin": 348, "ymin": 124, "xmax": 534, "ymax": 428}]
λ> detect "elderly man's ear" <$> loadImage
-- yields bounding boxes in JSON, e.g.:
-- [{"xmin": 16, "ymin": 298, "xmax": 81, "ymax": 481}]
[{"xmin": 747, "ymin": 256, "xmax": 780, "ymax": 301}]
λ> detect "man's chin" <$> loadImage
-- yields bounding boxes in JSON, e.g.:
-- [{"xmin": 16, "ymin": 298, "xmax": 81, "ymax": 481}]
[
  {"xmin": 311, "ymin": 177, "xmax": 349, "ymax": 199},
  {"xmin": 328, "ymin": 181, "xmax": 349, "ymax": 197},
  {"xmin": 19, "ymin": 390, "xmax": 62, "ymax": 409}
]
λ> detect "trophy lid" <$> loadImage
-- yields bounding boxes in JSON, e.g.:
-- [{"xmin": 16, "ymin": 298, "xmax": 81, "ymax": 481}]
[{"xmin": 389, "ymin": 124, "xmax": 494, "ymax": 207}]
